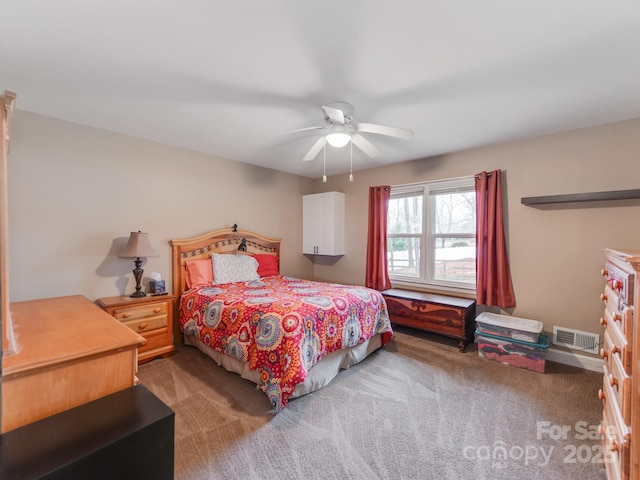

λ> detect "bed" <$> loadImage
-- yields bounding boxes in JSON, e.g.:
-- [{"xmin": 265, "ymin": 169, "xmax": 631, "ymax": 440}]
[{"xmin": 170, "ymin": 227, "xmax": 393, "ymax": 411}]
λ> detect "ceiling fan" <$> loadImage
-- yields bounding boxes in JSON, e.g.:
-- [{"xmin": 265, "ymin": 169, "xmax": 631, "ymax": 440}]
[{"xmin": 286, "ymin": 102, "xmax": 414, "ymax": 161}]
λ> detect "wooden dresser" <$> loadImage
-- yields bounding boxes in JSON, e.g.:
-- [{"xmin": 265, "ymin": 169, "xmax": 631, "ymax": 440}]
[
  {"xmin": 97, "ymin": 294, "xmax": 175, "ymax": 365},
  {"xmin": 2, "ymin": 295, "xmax": 145, "ymax": 433},
  {"xmin": 382, "ymin": 288, "xmax": 476, "ymax": 352},
  {"xmin": 599, "ymin": 248, "xmax": 640, "ymax": 480}
]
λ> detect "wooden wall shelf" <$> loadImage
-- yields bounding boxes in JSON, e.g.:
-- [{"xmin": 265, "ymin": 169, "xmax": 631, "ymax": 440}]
[{"xmin": 521, "ymin": 189, "xmax": 640, "ymax": 206}]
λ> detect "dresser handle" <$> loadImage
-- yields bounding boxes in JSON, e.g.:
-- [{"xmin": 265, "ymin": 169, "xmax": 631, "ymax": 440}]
[
  {"xmin": 122, "ymin": 313, "xmax": 132, "ymax": 319},
  {"xmin": 153, "ymin": 308, "xmax": 162, "ymax": 314},
  {"xmin": 600, "ymin": 293, "xmax": 607, "ymax": 302},
  {"xmin": 600, "ymin": 348, "xmax": 608, "ymax": 360},
  {"xmin": 138, "ymin": 322, "xmax": 148, "ymax": 331}
]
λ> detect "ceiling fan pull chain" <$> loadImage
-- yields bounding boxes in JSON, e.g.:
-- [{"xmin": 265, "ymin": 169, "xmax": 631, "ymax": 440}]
[
  {"xmin": 322, "ymin": 142, "xmax": 327, "ymax": 183},
  {"xmin": 349, "ymin": 141, "xmax": 354, "ymax": 182}
]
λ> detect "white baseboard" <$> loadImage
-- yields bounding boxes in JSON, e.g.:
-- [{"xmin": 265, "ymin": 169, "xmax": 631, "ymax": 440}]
[{"xmin": 546, "ymin": 346, "xmax": 603, "ymax": 372}]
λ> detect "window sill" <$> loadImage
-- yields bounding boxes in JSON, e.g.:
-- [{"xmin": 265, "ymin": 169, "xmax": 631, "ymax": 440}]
[{"xmin": 390, "ymin": 279, "xmax": 476, "ymax": 299}]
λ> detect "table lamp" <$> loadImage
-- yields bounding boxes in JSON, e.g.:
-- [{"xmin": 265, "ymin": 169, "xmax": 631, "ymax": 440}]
[{"xmin": 119, "ymin": 231, "xmax": 159, "ymax": 297}]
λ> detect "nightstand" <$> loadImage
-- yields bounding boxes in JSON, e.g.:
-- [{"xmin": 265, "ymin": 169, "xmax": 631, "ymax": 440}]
[{"xmin": 97, "ymin": 294, "xmax": 176, "ymax": 365}]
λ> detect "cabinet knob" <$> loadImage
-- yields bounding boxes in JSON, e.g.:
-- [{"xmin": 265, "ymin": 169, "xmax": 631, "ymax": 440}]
[
  {"xmin": 600, "ymin": 317, "xmax": 607, "ymax": 327},
  {"xmin": 613, "ymin": 312, "xmax": 622, "ymax": 322},
  {"xmin": 600, "ymin": 293, "xmax": 607, "ymax": 302},
  {"xmin": 598, "ymin": 389, "xmax": 606, "ymax": 402},
  {"xmin": 600, "ymin": 348, "xmax": 608, "ymax": 360},
  {"xmin": 138, "ymin": 322, "xmax": 148, "ymax": 331},
  {"xmin": 609, "ymin": 376, "xmax": 618, "ymax": 389},
  {"xmin": 612, "ymin": 345, "xmax": 621, "ymax": 355},
  {"xmin": 601, "ymin": 268, "xmax": 608, "ymax": 277}
]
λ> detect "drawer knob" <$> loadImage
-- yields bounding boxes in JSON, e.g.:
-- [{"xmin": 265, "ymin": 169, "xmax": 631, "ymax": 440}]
[
  {"xmin": 122, "ymin": 313, "xmax": 132, "ymax": 319},
  {"xmin": 611, "ymin": 346, "xmax": 621, "ymax": 355},
  {"xmin": 609, "ymin": 376, "xmax": 618, "ymax": 389},
  {"xmin": 598, "ymin": 389, "xmax": 606, "ymax": 402},
  {"xmin": 611, "ymin": 441, "xmax": 620, "ymax": 453},
  {"xmin": 598, "ymin": 424, "xmax": 605, "ymax": 436},
  {"xmin": 600, "ymin": 348, "xmax": 608, "ymax": 360},
  {"xmin": 601, "ymin": 268, "xmax": 608, "ymax": 277},
  {"xmin": 613, "ymin": 312, "xmax": 622, "ymax": 322},
  {"xmin": 600, "ymin": 317, "xmax": 607, "ymax": 327},
  {"xmin": 153, "ymin": 308, "xmax": 162, "ymax": 313},
  {"xmin": 138, "ymin": 322, "xmax": 148, "ymax": 331},
  {"xmin": 600, "ymin": 293, "xmax": 607, "ymax": 302}
]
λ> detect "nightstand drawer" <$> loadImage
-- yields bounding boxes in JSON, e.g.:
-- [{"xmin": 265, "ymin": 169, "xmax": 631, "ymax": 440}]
[
  {"xmin": 112, "ymin": 302, "xmax": 168, "ymax": 321},
  {"xmin": 122, "ymin": 314, "xmax": 167, "ymax": 334}
]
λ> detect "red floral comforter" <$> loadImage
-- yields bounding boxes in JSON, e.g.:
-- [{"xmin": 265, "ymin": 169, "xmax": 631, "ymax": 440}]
[{"xmin": 178, "ymin": 275, "xmax": 393, "ymax": 411}]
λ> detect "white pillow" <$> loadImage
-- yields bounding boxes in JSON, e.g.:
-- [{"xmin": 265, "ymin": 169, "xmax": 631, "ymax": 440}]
[{"xmin": 211, "ymin": 253, "xmax": 259, "ymax": 284}]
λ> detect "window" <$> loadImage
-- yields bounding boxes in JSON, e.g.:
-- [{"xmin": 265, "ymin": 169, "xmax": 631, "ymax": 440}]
[{"xmin": 387, "ymin": 177, "xmax": 476, "ymax": 292}]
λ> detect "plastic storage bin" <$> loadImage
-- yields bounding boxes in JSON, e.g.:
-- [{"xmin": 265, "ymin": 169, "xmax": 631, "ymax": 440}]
[
  {"xmin": 475, "ymin": 312, "xmax": 543, "ymax": 343},
  {"xmin": 476, "ymin": 329, "xmax": 550, "ymax": 373}
]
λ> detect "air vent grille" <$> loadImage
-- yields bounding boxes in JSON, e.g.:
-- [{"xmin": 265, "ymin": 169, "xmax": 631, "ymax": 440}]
[{"xmin": 552, "ymin": 327, "xmax": 599, "ymax": 355}]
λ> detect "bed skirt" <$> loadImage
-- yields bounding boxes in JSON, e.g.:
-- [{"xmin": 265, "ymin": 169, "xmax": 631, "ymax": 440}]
[{"xmin": 183, "ymin": 333, "xmax": 384, "ymax": 399}]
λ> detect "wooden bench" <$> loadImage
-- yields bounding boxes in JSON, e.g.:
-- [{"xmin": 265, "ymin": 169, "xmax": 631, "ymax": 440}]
[{"xmin": 382, "ymin": 288, "xmax": 476, "ymax": 352}]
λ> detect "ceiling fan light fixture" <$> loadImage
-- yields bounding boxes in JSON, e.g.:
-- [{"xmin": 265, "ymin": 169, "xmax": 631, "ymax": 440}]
[{"xmin": 325, "ymin": 132, "xmax": 351, "ymax": 148}]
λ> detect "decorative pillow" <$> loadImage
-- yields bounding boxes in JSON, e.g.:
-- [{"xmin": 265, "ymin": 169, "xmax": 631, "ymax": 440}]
[
  {"xmin": 252, "ymin": 254, "xmax": 279, "ymax": 277},
  {"xmin": 185, "ymin": 259, "xmax": 214, "ymax": 288},
  {"xmin": 211, "ymin": 253, "xmax": 259, "ymax": 284}
]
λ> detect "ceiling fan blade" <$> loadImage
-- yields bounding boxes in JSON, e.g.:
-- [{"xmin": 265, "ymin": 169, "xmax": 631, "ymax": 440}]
[
  {"xmin": 351, "ymin": 133, "xmax": 381, "ymax": 158},
  {"xmin": 356, "ymin": 122, "xmax": 414, "ymax": 140},
  {"xmin": 303, "ymin": 137, "xmax": 326, "ymax": 161},
  {"xmin": 322, "ymin": 105, "xmax": 345, "ymax": 125},
  {"xmin": 278, "ymin": 126, "xmax": 324, "ymax": 137}
]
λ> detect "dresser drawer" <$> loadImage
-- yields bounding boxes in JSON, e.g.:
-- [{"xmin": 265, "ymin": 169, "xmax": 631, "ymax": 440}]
[
  {"xmin": 602, "ymin": 308, "xmax": 631, "ymax": 374},
  {"xmin": 609, "ymin": 347, "xmax": 632, "ymax": 424},
  {"xmin": 600, "ymin": 365, "xmax": 631, "ymax": 448}
]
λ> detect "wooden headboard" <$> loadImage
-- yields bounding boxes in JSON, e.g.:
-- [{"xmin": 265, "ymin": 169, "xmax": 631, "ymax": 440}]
[{"xmin": 171, "ymin": 226, "xmax": 280, "ymax": 292}]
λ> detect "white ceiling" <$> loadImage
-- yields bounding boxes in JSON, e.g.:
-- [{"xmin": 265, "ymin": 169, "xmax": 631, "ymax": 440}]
[{"xmin": 2, "ymin": 1, "xmax": 640, "ymax": 178}]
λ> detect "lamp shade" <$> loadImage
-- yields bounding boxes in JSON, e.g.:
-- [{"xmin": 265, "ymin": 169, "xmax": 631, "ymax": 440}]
[{"xmin": 119, "ymin": 231, "xmax": 159, "ymax": 258}]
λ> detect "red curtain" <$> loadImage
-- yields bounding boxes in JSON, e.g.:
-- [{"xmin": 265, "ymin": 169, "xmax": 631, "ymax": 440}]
[
  {"xmin": 365, "ymin": 186, "xmax": 391, "ymax": 291},
  {"xmin": 475, "ymin": 170, "xmax": 515, "ymax": 308}
]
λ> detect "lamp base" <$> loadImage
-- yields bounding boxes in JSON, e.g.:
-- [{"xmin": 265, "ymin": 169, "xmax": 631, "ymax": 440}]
[{"xmin": 130, "ymin": 257, "xmax": 146, "ymax": 298}]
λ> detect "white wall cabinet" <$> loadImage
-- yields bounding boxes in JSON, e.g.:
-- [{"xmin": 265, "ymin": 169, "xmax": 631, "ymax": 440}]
[{"xmin": 302, "ymin": 191, "xmax": 345, "ymax": 256}]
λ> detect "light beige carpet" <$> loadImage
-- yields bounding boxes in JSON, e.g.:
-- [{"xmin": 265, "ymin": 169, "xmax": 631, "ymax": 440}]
[{"xmin": 138, "ymin": 327, "xmax": 606, "ymax": 480}]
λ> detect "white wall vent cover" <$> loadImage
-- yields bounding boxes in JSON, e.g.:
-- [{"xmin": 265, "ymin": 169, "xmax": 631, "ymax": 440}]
[{"xmin": 552, "ymin": 326, "xmax": 599, "ymax": 355}]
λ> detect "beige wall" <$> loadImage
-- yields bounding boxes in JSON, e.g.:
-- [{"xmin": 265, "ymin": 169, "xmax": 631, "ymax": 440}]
[
  {"xmin": 311, "ymin": 118, "xmax": 640, "ymax": 337},
  {"xmin": 7, "ymin": 110, "xmax": 640, "ymax": 339},
  {"xmin": 7, "ymin": 111, "xmax": 314, "ymax": 302}
]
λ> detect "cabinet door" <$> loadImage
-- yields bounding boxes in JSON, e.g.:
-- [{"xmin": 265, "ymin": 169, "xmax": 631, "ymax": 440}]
[{"xmin": 302, "ymin": 192, "xmax": 345, "ymax": 255}]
